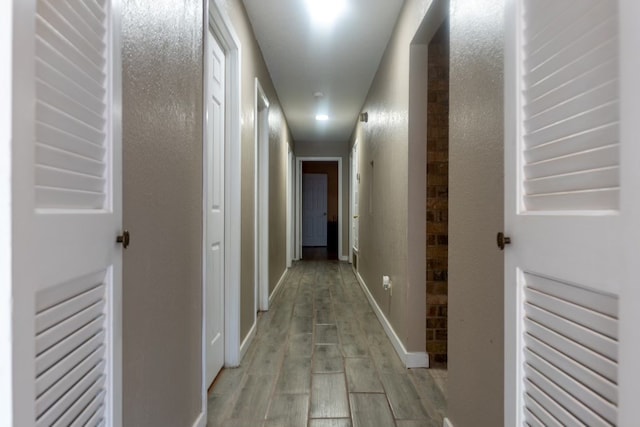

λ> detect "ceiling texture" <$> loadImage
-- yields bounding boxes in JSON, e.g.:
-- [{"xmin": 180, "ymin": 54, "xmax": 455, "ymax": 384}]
[{"xmin": 242, "ymin": 0, "xmax": 405, "ymax": 145}]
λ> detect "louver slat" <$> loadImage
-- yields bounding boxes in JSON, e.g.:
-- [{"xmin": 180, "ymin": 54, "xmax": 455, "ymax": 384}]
[
  {"xmin": 69, "ymin": 394, "xmax": 104, "ymax": 427},
  {"xmin": 521, "ymin": 0, "xmax": 619, "ymax": 212},
  {"xmin": 525, "ymin": 349, "xmax": 616, "ymax": 424},
  {"xmin": 51, "ymin": 370, "xmax": 105, "ymax": 426},
  {"xmin": 36, "ymin": 316, "xmax": 105, "ymax": 375},
  {"xmin": 34, "ymin": 273, "xmax": 108, "ymax": 426},
  {"xmin": 36, "ymin": 335, "xmax": 105, "ymax": 395},
  {"xmin": 36, "ymin": 370, "xmax": 105, "ymax": 427},
  {"xmin": 525, "ymin": 334, "xmax": 617, "ymax": 404},
  {"xmin": 524, "ymin": 365, "xmax": 610, "ymax": 426},
  {"xmin": 524, "ymin": 378, "xmax": 582, "ymax": 426},
  {"xmin": 524, "ymin": 394, "xmax": 563, "ymax": 427},
  {"xmin": 524, "ymin": 288, "xmax": 617, "ymax": 339},
  {"xmin": 525, "ymin": 303, "xmax": 617, "ymax": 361},
  {"xmin": 35, "ymin": 0, "xmax": 108, "ymax": 210},
  {"xmin": 36, "ymin": 350, "xmax": 105, "ymax": 417},
  {"xmin": 523, "ymin": 273, "xmax": 618, "ymax": 426},
  {"xmin": 35, "ymin": 300, "xmax": 105, "ymax": 354},
  {"xmin": 524, "ymin": 1, "xmax": 610, "ymax": 67}
]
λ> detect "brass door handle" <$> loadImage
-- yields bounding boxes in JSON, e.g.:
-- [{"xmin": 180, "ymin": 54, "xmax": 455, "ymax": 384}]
[
  {"xmin": 117, "ymin": 230, "xmax": 130, "ymax": 249},
  {"xmin": 497, "ymin": 232, "xmax": 511, "ymax": 250}
]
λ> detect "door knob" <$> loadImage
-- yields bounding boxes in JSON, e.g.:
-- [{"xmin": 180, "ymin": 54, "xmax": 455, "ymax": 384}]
[
  {"xmin": 117, "ymin": 230, "xmax": 130, "ymax": 249},
  {"xmin": 497, "ymin": 232, "xmax": 511, "ymax": 250}
]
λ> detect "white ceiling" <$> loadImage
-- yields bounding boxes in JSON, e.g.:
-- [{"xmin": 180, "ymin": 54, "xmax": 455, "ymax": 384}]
[{"xmin": 242, "ymin": 0, "xmax": 405, "ymax": 144}]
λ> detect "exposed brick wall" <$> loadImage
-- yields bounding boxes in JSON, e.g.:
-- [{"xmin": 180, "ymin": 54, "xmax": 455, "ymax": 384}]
[{"xmin": 426, "ymin": 21, "xmax": 449, "ymax": 367}]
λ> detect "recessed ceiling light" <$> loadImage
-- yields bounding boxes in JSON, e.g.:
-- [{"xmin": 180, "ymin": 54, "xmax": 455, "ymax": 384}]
[
  {"xmin": 306, "ymin": 0, "xmax": 346, "ymax": 24},
  {"xmin": 316, "ymin": 114, "xmax": 329, "ymax": 121}
]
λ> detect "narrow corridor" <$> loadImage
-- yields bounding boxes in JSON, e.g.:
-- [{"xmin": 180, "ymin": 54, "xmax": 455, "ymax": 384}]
[{"xmin": 207, "ymin": 261, "xmax": 446, "ymax": 426}]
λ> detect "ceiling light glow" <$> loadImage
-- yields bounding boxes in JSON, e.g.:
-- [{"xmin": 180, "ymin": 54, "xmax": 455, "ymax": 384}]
[
  {"xmin": 316, "ymin": 114, "xmax": 329, "ymax": 121},
  {"xmin": 306, "ymin": 0, "xmax": 346, "ymax": 24}
]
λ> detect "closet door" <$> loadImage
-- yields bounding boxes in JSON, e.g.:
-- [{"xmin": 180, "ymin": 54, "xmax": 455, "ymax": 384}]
[
  {"xmin": 503, "ymin": 0, "xmax": 637, "ymax": 424},
  {"xmin": 12, "ymin": 0, "xmax": 122, "ymax": 425}
]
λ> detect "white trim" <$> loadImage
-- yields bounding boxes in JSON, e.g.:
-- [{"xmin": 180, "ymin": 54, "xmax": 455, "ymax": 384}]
[
  {"xmin": 191, "ymin": 412, "xmax": 206, "ymax": 427},
  {"xmin": 503, "ymin": 1, "xmax": 520, "ymax": 425},
  {"xmin": 617, "ymin": 1, "xmax": 640, "ymax": 423},
  {"xmin": 108, "ymin": 1, "xmax": 124, "ymax": 424},
  {"xmin": 355, "ymin": 272, "xmax": 429, "ymax": 368},
  {"xmin": 443, "ymin": 417, "xmax": 454, "ymax": 427},
  {"xmin": 296, "ymin": 157, "xmax": 343, "ymax": 260},
  {"xmin": 286, "ymin": 149, "xmax": 294, "ymax": 267},
  {"xmin": 0, "ymin": 1, "xmax": 12, "ymax": 424},
  {"xmin": 295, "ymin": 160, "xmax": 301, "ymax": 260},
  {"xmin": 269, "ymin": 268, "xmax": 289, "ymax": 305},
  {"xmin": 239, "ymin": 320, "xmax": 257, "ymax": 361},
  {"xmin": 348, "ymin": 149, "xmax": 352, "ymax": 263},
  {"xmin": 209, "ymin": 0, "xmax": 242, "ymax": 368},
  {"xmin": 203, "ymin": 3, "xmax": 242, "ymax": 424},
  {"xmin": 254, "ymin": 78, "xmax": 270, "ymax": 313},
  {"xmin": 349, "ymin": 139, "xmax": 359, "ymax": 263},
  {"xmin": 339, "ymin": 255, "xmax": 348, "ymax": 262}
]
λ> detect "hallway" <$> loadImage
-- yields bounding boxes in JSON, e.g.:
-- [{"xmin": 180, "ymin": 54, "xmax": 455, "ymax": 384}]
[{"xmin": 207, "ymin": 261, "xmax": 446, "ymax": 426}]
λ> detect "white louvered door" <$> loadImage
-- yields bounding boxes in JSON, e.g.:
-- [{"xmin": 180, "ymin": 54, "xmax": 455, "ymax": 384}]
[
  {"xmin": 12, "ymin": 0, "xmax": 121, "ymax": 426},
  {"xmin": 505, "ymin": 0, "xmax": 629, "ymax": 425}
]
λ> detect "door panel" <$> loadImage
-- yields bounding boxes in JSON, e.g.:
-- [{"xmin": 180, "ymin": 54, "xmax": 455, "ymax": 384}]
[
  {"xmin": 302, "ymin": 173, "xmax": 328, "ymax": 247},
  {"xmin": 205, "ymin": 29, "xmax": 225, "ymax": 386},
  {"xmin": 505, "ymin": 0, "xmax": 623, "ymax": 424},
  {"xmin": 12, "ymin": 0, "xmax": 121, "ymax": 425}
]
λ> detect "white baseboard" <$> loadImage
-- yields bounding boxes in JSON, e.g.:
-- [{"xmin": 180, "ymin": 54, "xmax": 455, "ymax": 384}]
[
  {"xmin": 355, "ymin": 272, "xmax": 429, "ymax": 369},
  {"xmin": 239, "ymin": 319, "xmax": 257, "ymax": 361},
  {"xmin": 191, "ymin": 411, "xmax": 206, "ymax": 427},
  {"xmin": 339, "ymin": 255, "xmax": 349, "ymax": 261},
  {"xmin": 269, "ymin": 268, "xmax": 288, "ymax": 305},
  {"xmin": 443, "ymin": 417, "xmax": 454, "ymax": 427}
]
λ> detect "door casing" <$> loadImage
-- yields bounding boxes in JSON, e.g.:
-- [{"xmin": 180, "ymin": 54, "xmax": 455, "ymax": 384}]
[
  {"xmin": 254, "ymin": 78, "xmax": 270, "ymax": 313},
  {"xmin": 202, "ymin": 0, "xmax": 242, "ymax": 422},
  {"xmin": 296, "ymin": 157, "xmax": 343, "ymax": 260}
]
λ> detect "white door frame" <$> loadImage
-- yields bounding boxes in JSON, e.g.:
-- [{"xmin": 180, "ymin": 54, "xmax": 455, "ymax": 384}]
[
  {"xmin": 286, "ymin": 149, "xmax": 294, "ymax": 267},
  {"xmin": 254, "ymin": 78, "xmax": 270, "ymax": 313},
  {"xmin": 202, "ymin": 0, "xmax": 242, "ymax": 422},
  {"xmin": 296, "ymin": 157, "xmax": 343, "ymax": 260},
  {"xmin": 619, "ymin": 2, "xmax": 640, "ymax": 422},
  {"xmin": 0, "ymin": 0, "xmax": 12, "ymax": 420},
  {"xmin": 349, "ymin": 140, "xmax": 359, "ymax": 264}
]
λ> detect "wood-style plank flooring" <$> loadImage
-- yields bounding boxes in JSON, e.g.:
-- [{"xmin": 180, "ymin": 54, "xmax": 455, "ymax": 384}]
[{"xmin": 207, "ymin": 260, "xmax": 447, "ymax": 426}]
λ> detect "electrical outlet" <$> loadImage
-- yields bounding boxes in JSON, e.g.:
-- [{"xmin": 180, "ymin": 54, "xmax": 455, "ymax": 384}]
[{"xmin": 382, "ymin": 275, "xmax": 391, "ymax": 291}]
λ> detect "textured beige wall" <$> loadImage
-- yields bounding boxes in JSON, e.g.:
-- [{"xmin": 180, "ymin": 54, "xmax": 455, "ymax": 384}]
[
  {"xmin": 448, "ymin": 0, "xmax": 504, "ymax": 425},
  {"xmin": 295, "ymin": 141, "xmax": 350, "ymax": 258},
  {"xmin": 223, "ymin": 0, "xmax": 293, "ymax": 339},
  {"xmin": 121, "ymin": 1, "xmax": 203, "ymax": 426},
  {"xmin": 349, "ymin": 0, "xmax": 433, "ymax": 352}
]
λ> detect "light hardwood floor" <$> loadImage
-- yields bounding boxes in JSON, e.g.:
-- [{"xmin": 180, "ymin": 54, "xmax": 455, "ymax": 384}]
[{"xmin": 208, "ymin": 261, "xmax": 447, "ymax": 427}]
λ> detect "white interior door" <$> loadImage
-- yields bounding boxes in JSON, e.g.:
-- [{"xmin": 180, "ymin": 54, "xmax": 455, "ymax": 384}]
[
  {"xmin": 12, "ymin": 0, "xmax": 122, "ymax": 425},
  {"xmin": 205, "ymin": 29, "xmax": 225, "ymax": 387},
  {"xmin": 505, "ymin": 1, "xmax": 629, "ymax": 424},
  {"xmin": 302, "ymin": 173, "xmax": 328, "ymax": 247},
  {"xmin": 351, "ymin": 142, "xmax": 359, "ymax": 253}
]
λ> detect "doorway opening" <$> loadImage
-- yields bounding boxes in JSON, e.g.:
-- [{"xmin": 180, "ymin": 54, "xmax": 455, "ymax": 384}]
[
  {"xmin": 300, "ymin": 161, "xmax": 339, "ymax": 260},
  {"xmin": 255, "ymin": 78, "xmax": 270, "ymax": 313},
  {"xmin": 425, "ymin": 19, "xmax": 449, "ymax": 368}
]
